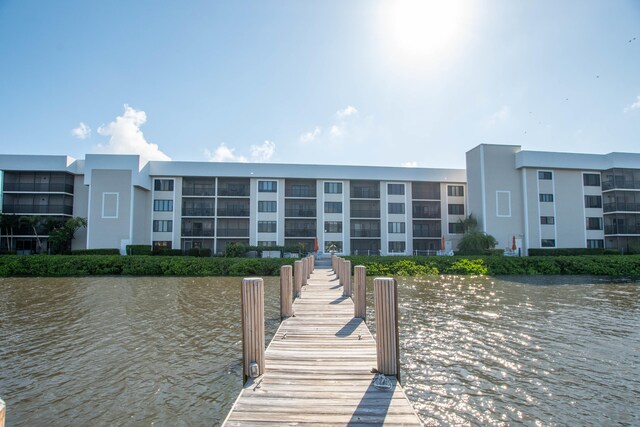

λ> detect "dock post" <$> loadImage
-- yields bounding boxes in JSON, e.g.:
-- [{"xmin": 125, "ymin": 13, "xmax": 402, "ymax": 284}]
[
  {"xmin": 0, "ymin": 397, "xmax": 5, "ymax": 427},
  {"xmin": 241, "ymin": 278, "xmax": 265, "ymax": 384},
  {"xmin": 294, "ymin": 260, "xmax": 303, "ymax": 298},
  {"xmin": 354, "ymin": 266, "xmax": 366, "ymax": 319},
  {"xmin": 374, "ymin": 278, "xmax": 400, "ymax": 382},
  {"xmin": 302, "ymin": 257, "xmax": 309, "ymax": 286},
  {"xmin": 331, "ymin": 254, "xmax": 336, "ymax": 272},
  {"xmin": 280, "ymin": 265, "xmax": 293, "ymax": 319},
  {"xmin": 343, "ymin": 260, "xmax": 352, "ymax": 297},
  {"xmin": 307, "ymin": 256, "xmax": 312, "ymax": 277}
]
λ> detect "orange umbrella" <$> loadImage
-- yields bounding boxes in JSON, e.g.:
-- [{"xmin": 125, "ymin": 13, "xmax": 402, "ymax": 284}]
[
  {"xmin": 314, "ymin": 237, "xmax": 319, "ymax": 252},
  {"xmin": 441, "ymin": 236, "xmax": 445, "ymax": 250},
  {"xmin": 512, "ymin": 235, "xmax": 517, "ymax": 251}
]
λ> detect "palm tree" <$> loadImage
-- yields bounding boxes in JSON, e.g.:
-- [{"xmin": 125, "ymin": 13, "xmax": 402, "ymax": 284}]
[
  {"xmin": 0, "ymin": 213, "xmax": 19, "ymax": 252},
  {"xmin": 20, "ymin": 215, "xmax": 43, "ymax": 253}
]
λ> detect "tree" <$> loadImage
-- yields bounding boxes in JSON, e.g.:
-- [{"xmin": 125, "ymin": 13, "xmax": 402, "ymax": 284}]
[
  {"xmin": 458, "ymin": 213, "xmax": 478, "ymax": 233},
  {"xmin": 48, "ymin": 217, "xmax": 87, "ymax": 254},
  {"xmin": 20, "ymin": 215, "xmax": 43, "ymax": 253},
  {"xmin": 0, "ymin": 213, "xmax": 19, "ymax": 252},
  {"xmin": 456, "ymin": 214, "xmax": 498, "ymax": 255}
]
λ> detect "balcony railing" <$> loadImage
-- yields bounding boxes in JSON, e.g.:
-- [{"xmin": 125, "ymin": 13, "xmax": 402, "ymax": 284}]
[
  {"xmin": 413, "ymin": 210, "xmax": 440, "ymax": 219},
  {"xmin": 602, "ymin": 182, "xmax": 640, "ymax": 191},
  {"xmin": 285, "ymin": 188, "xmax": 316, "ymax": 198},
  {"xmin": 182, "ymin": 208, "xmax": 215, "ymax": 216},
  {"xmin": 182, "ymin": 187, "xmax": 215, "ymax": 196},
  {"xmin": 3, "ymin": 183, "xmax": 74, "ymax": 193},
  {"xmin": 218, "ymin": 187, "xmax": 250, "ymax": 197},
  {"xmin": 2, "ymin": 204, "xmax": 73, "ymax": 215},
  {"xmin": 350, "ymin": 230, "xmax": 381, "ymax": 238},
  {"xmin": 285, "ymin": 209, "xmax": 316, "ymax": 217},
  {"xmin": 350, "ymin": 209, "xmax": 380, "ymax": 218},
  {"xmin": 350, "ymin": 189, "xmax": 380, "ymax": 199},
  {"xmin": 413, "ymin": 230, "xmax": 441, "ymax": 238},
  {"xmin": 217, "ymin": 228, "xmax": 250, "ymax": 237},
  {"xmin": 604, "ymin": 225, "xmax": 640, "ymax": 235},
  {"xmin": 181, "ymin": 229, "xmax": 215, "ymax": 237},
  {"xmin": 217, "ymin": 208, "xmax": 250, "ymax": 217},
  {"xmin": 284, "ymin": 229, "xmax": 316, "ymax": 237},
  {"xmin": 603, "ymin": 202, "xmax": 640, "ymax": 213}
]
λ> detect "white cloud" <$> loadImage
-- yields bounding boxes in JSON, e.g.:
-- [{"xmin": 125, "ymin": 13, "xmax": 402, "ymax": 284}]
[
  {"xmin": 205, "ymin": 140, "xmax": 276, "ymax": 163},
  {"xmin": 329, "ymin": 125, "xmax": 343, "ymax": 138},
  {"xmin": 71, "ymin": 122, "xmax": 91, "ymax": 139},
  {"xmin": 624, "ymin": 95, "xmax": 640, "ymax": 113},
  {"xmin": 299, "ymin": 126, "xmax": 321, "ymax": 143},
  {"xmin": 336, "ymin": 105, "xmax": 358, "ymax": 119},
  {"xmin": 483, "ymin": 105, "xmax": 510, "ymax": 128},
  {"xmin": 401, "ymin": 161, "xmax": 418, "ymax": 167},
  {"xmin": 95, "ymin": 104, "xmax": 170, "ymax": 162}
]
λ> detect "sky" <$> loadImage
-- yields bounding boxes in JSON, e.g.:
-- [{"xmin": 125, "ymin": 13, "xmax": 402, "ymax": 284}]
[{"xmin": 0, "ymin": 0, "xmax": 638, "ymax": 168}]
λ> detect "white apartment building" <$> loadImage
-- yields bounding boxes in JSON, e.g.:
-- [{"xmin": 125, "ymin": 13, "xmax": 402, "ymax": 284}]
[
  {"xmin": 0, "ymin": 154, "xmax": 466, "ymax": 255},
  {"xmin": 2, "ymin": 144, "xmax": 639, "ymax": 255},
  {"xmin": 466, "ymin": 144, "xmax": 640, "ymax": 254}
]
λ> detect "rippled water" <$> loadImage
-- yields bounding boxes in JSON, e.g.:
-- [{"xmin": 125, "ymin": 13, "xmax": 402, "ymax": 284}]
[{"xmin": 1, "ymin": 275, "xmax": 639, "ymax": 426}]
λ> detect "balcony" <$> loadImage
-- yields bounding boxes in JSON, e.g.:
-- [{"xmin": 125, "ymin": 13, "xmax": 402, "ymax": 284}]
[
  {"xmin": 217, "ymin": 228, "xmax": 250, "ymax": 237},
  {"xmin": 218, "ymin": 186, "xmax": 250, "ymax": 197},
  {"xmin": 181, "ymin": 229, "xmax": 215, "ymax": 237},
  {"xmin": 285, "ymin": 229, "xmax": 316, "ymax": 237},
  {"xmin": 182, "ymin": 208, "xmax": 215, "ymax": 216},
  {"xmin": 3, "ymin": 183, "xmax": 74, "ymax": 194},
  {"xmin": 350, "ymin": 209, "xmax": 380, "ymax": 218},
  {"xmin": 2, "ymin": 204, "xmax": 73, "ymax": 215},
  {"xmin": 604, "ymin": 225, "xmax": 640, "ymax": 235},
  {"xmin": 350, "ymin": 229, "xmax": 381, "ymax": 238},
  {"xmin": 603, "ymin": 202, "xmax": 640, "ymax": 213},
  {"xmin": 217, "ymin": 208, "xmax": 250, "ymax": 217},
  {"xmin": 182, "ymin": 187, "xmax": 215, "ymax": 196},
  {"xmin": 285, "ymin": 209, "xmax": 316, "ymax": 217}
]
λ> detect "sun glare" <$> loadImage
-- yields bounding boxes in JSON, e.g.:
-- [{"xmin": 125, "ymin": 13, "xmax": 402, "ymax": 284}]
[{"xmin": 379, "ymin": 0, "xmax": 472, "ymax": 70}]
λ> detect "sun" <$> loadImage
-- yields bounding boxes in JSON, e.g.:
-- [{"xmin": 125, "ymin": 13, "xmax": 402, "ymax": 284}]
[{"xmin": 378, "ymin": 0, "xmax": 472, "ymax": 70}]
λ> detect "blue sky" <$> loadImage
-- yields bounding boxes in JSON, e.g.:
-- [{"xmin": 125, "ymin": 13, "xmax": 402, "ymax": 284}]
[{"xmin": 0, "ymin": 0, "xmax": 638, "ymax": 168}]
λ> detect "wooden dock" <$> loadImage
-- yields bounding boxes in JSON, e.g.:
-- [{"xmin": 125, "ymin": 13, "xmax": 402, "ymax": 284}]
[{"xmin": 223, "ymin": 262, "xmax": 422, "ymax": 426}]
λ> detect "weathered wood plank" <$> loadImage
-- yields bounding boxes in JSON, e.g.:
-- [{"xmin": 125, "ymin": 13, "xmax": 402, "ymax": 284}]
[{"xmin": 222, "ymin": 265, "xmax": 422, "ymax": 426}]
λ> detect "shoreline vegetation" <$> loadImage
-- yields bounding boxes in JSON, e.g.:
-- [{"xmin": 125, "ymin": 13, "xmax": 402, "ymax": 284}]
[{"xmin": 0, "ymin": 254, "xmax": 639, "ymax": 277}]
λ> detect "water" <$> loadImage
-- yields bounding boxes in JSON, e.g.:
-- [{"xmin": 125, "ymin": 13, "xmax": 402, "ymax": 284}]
[{"xmin": 1, "ymin": 276, "xmax": 639, "ymax": 426}]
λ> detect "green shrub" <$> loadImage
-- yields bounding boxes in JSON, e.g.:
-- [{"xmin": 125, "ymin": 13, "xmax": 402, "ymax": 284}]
[
  {"xmin": 71, "ymin": 249, "xmax": 120, "ymax": 255},
  {"xmin": 225, "ymin": 242, "xmax": 249, "ymax": 257},
  {"xmin": 528, "ymin": 248, "xmax": 618, "ymax": 256},
  {"xmin": 125, "ymin": 245, "xmax": 152, "ymax": 256},
  {"xmin": 447, "ymin": 258, "xmax": 488, "ymax": 275},
  {"xmin": 152, "ymin": 249, "xmax": 183, "ymax": 256}
]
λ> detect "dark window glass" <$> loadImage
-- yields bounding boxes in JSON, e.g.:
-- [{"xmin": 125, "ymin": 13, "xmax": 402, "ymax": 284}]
[
  {"xmin": 324, "ymin": 202, "xmax": 342, "ymax": 213},
  {"xmin": 154, "ymin": 179, "xmax": 174, "ymax": 191},
  {"xmin": 541, "ymin": 239, "xmax": 555, "ymax": 247},
  {"xmin": 388, "ymin": 222, "xmax": 406, "ymax": 233},
  {"xmin": 539, "ymin": 193, "xmax": 554, "ymax": 202},
  {"xmin": 388, "ymin": 241, "xmax": 406, "ymax": 252},
  {"xmin": 258, "ymin": 181, "xmax": 277, "ymax": 192},
  {"xmin": 448, "ymin": 223, "xmax": 464, "ymax": 234},
  {"xmin": 324, "ymin": 182, "xmax": 343, "ymax": 194},
  {"xmin": 585, "ymin": 195, "xmax": 602, "ymax": 208},
  {"xmin": 324, "ymin": 221, "xmax": 343, "ymax": 233},
  {"xmin": 153, "ymin": 199, "xmax": 173, "ymax": 212},
  {"xmin": 586, "ymin": 217, "xmax": 603, "ymax": 230},
  {"xmin": 258, "ymin": 201, "xmax": 277, "ymax": 212},
  {"xmin": 447, "ymin": 185, "xmax": 464, "ymax": 197},
  {"xmin": 388, "ymin": 203, "xmax": 405, "ymax": 214},
  {"xmin": 153, "ymin": 220, "xmax": 173, "ymax": 232},
  {"xmin": 448, "ymin": 204, "xmax": 464, "ymax": 215},
  {"xmin": 583, "ymin": 173, "xmax": 601, "ymax": 187},
  {"xmin": 538, "ymin": 171, "xmax": 553, "ymax": 180},
  {"xmin": 258, "ymin": 221, "xmax": 277, "ymax": 232},
  {"xmin": 387, "ymin": 184, "xmax": 405, "ymax": 195},
  {"xmin": 540, "ymin": 216, "xmax": 555, "ymax": 225},
  {"xmin": 587, "ymin": 239, "xmax": 604, "ymax": 248}
]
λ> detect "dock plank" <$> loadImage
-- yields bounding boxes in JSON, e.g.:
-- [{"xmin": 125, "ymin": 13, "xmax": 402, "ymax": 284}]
[{"xmin": 223, "ymin": 263, "xmax": 422, "ymax": 426}]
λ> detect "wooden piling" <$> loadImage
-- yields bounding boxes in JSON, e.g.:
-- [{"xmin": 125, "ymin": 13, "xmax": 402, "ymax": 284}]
[
  {"xmin": 343, "ymin": 260, "xmax": 352, "ymax": 297},
  {"xmin": 0, "ymin": 398, "xmax": 5, "ymax": 427},
  {"xmin": 374, "ymin": 277, "xmax": 400, "ymax": 382},
  {"xmin": 241, "ymin": 278, "xmax": 265, "ymax": 383},
  {"xmin": 294, "ymin": 260, "xmax": 303, "ymax": 297},
  {"xmin": 280, "ymin": 265, "xmax": 293, "ymax": 319},
  {"xmin": 302, "ymin": 258, "xmax": 309, "ymax": 286},
  {"xmin": 354, "ymin": 265, "xmax": 366, "ymax": 319}
]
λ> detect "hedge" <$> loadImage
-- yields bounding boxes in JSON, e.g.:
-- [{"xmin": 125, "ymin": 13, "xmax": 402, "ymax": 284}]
[
  {"xmin": 125, "ymin": 245, "xmax": 152, "ymax": 256},
  {"xmin": 528, "ymin": 248, "xmax": 619, "ymax": 256},
  {"xmin": 345, "ymin": 255, "xmax": 640, "ymax": 277},
  {"xmin": 71, "ymin": 249, "xmax": 120, "ymax": 255},
  {"xmin": 0, "ymin": 255, "xmax": 296, "ymax": 277}
]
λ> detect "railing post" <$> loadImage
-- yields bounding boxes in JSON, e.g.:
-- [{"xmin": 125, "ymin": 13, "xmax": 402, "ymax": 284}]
[
  {"xmin": 294, "ymin": 260, "xmax": 303, "ymax": 297},
  {"xmin": 280, "ymin": 265, "xmax": 293, "ymax": 319},
  {"xmin": 354, "ymin": 266, "xmax": 366, "ymax": 319},
  {"xmin": 241, "ymin": 278, "xmax": 265, "ymax": 384},
  {"xmin": 343, "ymin": 260, "xmax": 352, "ymax": 297},
  {"xmin": 374, "ymin": 278, "xmax": 400, "ymax": 382}
]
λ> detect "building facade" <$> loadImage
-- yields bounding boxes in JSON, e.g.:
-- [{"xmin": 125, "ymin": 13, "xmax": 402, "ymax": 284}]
[
  {"xmin": 2, "ymin": 144, "xmax": 639, "ymax": 255},
  {"xmin": 0, "ymin": 154, "xmax": 467, "ymax": 255},
  {"xmin": 466, "ymin": 144, "xmax": 640, "ymax": 254}
]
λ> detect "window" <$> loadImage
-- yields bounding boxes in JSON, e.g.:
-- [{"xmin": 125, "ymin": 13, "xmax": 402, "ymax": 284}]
[
  {"xmin": 258, "ymin": 221, "xmax": 277, "ymax": 233},
  {"xmin": 388, "ymin": 241, "xmax": 406, "ymax": 253},
  {"xmin": 583, "ymin": 173, "xmax": 601, "ymax": 187},
  {"xmin": 258, "ymin": 201, "xmax": 277, "ymax": 212},
  {"xmin": 447, "ymin": 185, "xmax": 464, "ymax": 197},
  {"xmin": 324, "ymin": 202, "xmax": 342, "ymax": 213},
  {"xmin": 388, "ymin": 222, "xmax": 406, "ymax": 233},
  {"xmin": 540, "ymin": 216, "xmax": 555, "ymax": 225},
  {"xmin": 449, "ymin": 223, "xmax": 464, "ymax": 234},
  {"xmin": 153, "ymin": 199, "xmax": 173, "ymax": 212},
  {"xmin": 587, "ymin": 239, "xmax": 604, "ymax": 248},
  {"xmin": 538, "ymin": 171, "xmax": 553, "ymax": 180},
  {"xmin": 541, "ymin": 239, "xmax": 556, "ymax": 247},
  {"xmin": 324, "ymin": 221, "xmax": 342, "ymax": 233},
  {"xmin": 258, "ymin": 181, "xmax": 277, "ymax": 192},
  {"xmin": 325, "ymin": 240, "xmax": 343, "ymax": 252},
  {"xmin": 153, "ymin": 220, "xmax": 173, "ymax": 232},
  {"xmin": 448, "ymin": 204, "xmax": 464, "ymax": 215},
  {"xmin": 586, "ymin": 217, "xmax": 603, "ymax": 230},
  {"xmin": 584, "ymin": 195, "xmax": 602, "ymax": 208},
  {"xmin": 539, "ymin": 193, "xmax": 554, "ymax": 203},
  {"xmin": 387, "ymin": 183, "xmax": 405, "ymax": 195},
  {"xmin": 324, "ymin": 182, "xmax": 342, "ymax": 194},
  {"xmin": 257, "ymin": 241, "xmax": 277, "ymax": 247},
  {"xmin": 154, "ymin": 179, "xmax": 174, "ymax": 191},
  {"xmin": 388, "ymin": 203, "xmax": 405, "ymax": 214}
]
